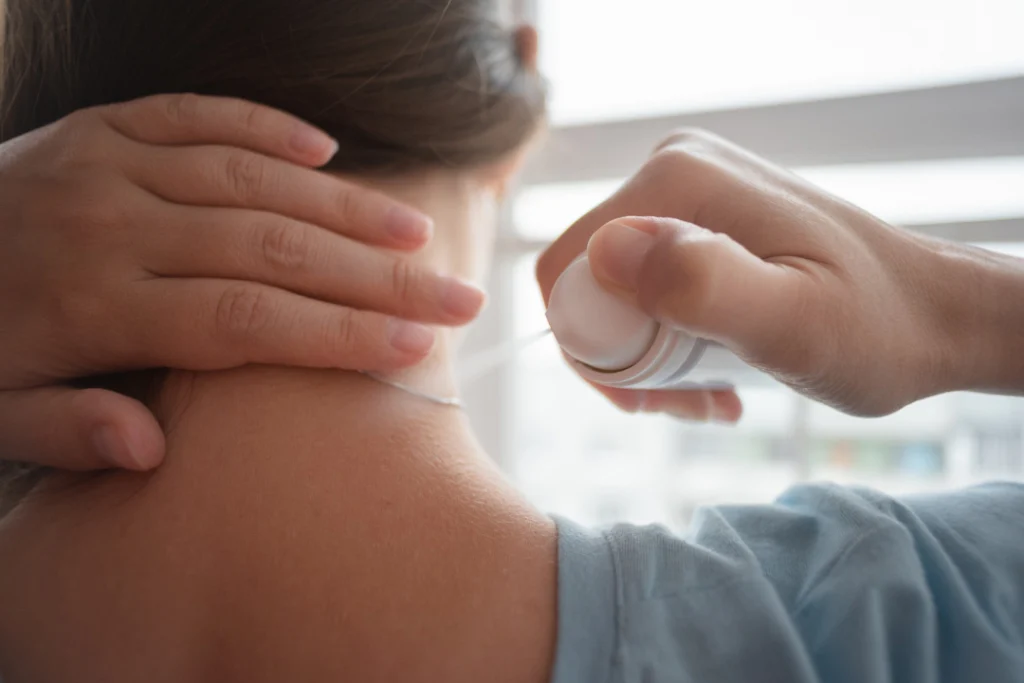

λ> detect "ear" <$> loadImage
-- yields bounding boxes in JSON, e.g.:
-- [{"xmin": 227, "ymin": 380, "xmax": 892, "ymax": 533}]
[{"xmin": 515, "ymin": 24, "xmax": 539, "ymax": 72}]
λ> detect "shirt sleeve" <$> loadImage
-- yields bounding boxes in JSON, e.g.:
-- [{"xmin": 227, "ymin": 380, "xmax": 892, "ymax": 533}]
[{"xmin": 550, "ymin": 482, "xmax": 1024, "ymax": 683}]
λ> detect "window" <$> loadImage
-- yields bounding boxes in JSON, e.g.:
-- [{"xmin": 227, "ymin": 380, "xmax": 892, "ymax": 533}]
[
  {"xmin": 460, "ymin": 0, "xmax": 1024, "ymax": 530},
  {"xmin": 540, "ymin": 0, "xmax": 1024, "ymax": 124}
]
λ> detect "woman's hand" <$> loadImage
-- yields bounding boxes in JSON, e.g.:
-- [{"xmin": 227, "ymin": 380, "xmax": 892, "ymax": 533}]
[
  {"xmin": 0, "ymin": 94, "xmax": 486, "ymax": 471},
  {"xmin": 537, "ymin": 130, "xmax": 974, "ymax": 422}
]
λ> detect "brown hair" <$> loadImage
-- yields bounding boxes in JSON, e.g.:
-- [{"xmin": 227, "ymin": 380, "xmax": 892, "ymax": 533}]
[
  {"xmin": 0, "ymin": 0, "xmax": 545, "ymax": 503},
  {"xmin": 2, "ymin": 0, "xmax": 544, "ymax": 167}
]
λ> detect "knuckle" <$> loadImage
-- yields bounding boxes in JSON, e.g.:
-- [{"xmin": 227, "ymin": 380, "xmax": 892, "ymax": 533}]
[
  {"xmin": 236, "ymin": 99, "xmax": 267, "ymax": 133},
  {"xmin": 54, "ymin": 178, "xmax": 129, "ymax": 238},
  {"xmin": 324, "ymin": 308, "xmax": 364, "ymax": 354},
  {"xmin": 648, "ymin": 130, "xmax": 725, "ymax": 173},
  {"xmin": 49, "ymin": 115, "xmax": 117, "ymax": 167},
  {"xmin": 647, "ymin": 144, "xmax": 698, "ymax": 173},
  {"xmin": 57, "ymin": 107, "xmax": 102, "ymax": 139},
  {"xmin": 389, "ymin": 259, "xmax": 417, "ymax": 302},
  {"xmin": 641, "ymin": 146, "xmax": 730, "ymax": 226},
  {"xmin": 334, "ymin": 187, "xmax": 362, "ymax": 226},
  {"xmin": 658, "ymin": 127, "xmax": 718, "ymax": 152},
  {"xmin": 48, "ymin": 288, "xmax": 101, "ymax": 336},
  {"xmin": 259, "ymin": 222, "xmax": 310, "ymax": 271},
  {"xmin": 643, "ymin": 146, "xmax": 697, "ymax": 185},
  {"xmin": 162, "ymin": 93, "xmax": 202, "ymax": 128},
  {"xmin": 222, "ymin": 152, "xmax": 267, "ymax": 202},
  {"xmin": 215, "ymin": 286, "xmax": 276, "ymax": 339}
]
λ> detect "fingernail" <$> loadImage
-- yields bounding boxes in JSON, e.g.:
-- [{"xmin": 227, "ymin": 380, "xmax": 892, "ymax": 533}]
[
  {"xmin": 590, "ymin": 221, "xmax": 656, "ymax": 293},
  {"xmin": 389, "ymin": 320, "xmax": 436, "ymax": 355},
  {"xmin": 290, "ymin": 126, "xmax": 338, "ymax": 159},
  {"xmin": 387, "ymin": 206, "xmax": 434, "ymax": 245},
  {"xmin": 441, "ymin": 277, "xmax": 487, "ymax": 321},
  {"xmin": 92, "ymin": 425, "xmax": 142, "ymax": 470}
]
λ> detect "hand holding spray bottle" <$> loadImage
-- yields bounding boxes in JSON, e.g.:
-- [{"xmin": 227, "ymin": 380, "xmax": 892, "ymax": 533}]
[
  {"xmin": 458, "ymin": 254, "xmax": 743, "ymax": 392},
  {"xmin": 545, "ymin": 256, "xmax": 739, "ymax": 391}
]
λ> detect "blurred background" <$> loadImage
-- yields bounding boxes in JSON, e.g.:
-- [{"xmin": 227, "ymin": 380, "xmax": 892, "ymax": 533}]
[{"xmin": 461, "ymin": 0, "xmax": 1024, "ymax": 530}]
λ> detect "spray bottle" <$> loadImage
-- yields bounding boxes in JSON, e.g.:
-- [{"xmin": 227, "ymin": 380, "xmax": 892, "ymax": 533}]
[{"xmin": 545, "ymin": 256, "xmax": 742, "ymax": 390}]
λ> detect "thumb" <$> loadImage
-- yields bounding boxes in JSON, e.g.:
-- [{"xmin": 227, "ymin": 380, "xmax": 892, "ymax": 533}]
[
  {"xmin": 586, "ymin": 216, "xmax": 799, "ymax": 352},
  {"xmin": 0, "ymin": 387, "xmax": 165, "ymax": 471}
]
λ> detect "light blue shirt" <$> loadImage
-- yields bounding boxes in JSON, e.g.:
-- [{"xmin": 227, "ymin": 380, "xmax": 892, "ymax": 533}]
[{"xmin": 552, "ymin": 483, "xmax": 1024, "ymax": 682}]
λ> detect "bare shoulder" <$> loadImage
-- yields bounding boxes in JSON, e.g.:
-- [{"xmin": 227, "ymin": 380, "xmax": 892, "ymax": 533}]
[{"xmin": 0, "ymin": 366, "xmax": 557, "ymax": 683}]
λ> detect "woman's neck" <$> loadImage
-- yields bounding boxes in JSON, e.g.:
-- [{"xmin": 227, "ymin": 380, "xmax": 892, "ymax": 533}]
[
  {"xmin": 137, "ymin": 173, "xmax": 557, "ymax": 681},
  {"xmin": 331, "ymin": 171, "xmax": 496, "ymax": 406},
  {"xmin": 4, "ymin": 350, "xmax": 557, "ymax": 682},
  {"xmin": 160, "ymin": 170, "xmax": 489, "ymax": 432},
  {"xmin": 0, "ymin": 171, "xmax": 556, "ymax": 682}
]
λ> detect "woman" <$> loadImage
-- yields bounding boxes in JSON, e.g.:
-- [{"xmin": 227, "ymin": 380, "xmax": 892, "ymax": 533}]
[
  {"xmin": 0, "ymin": 1, "xmax": 556, "ymax": 681},
  {"xmin": 1, "ymin": 2, "xmax": 1023, "ymax": 683}
]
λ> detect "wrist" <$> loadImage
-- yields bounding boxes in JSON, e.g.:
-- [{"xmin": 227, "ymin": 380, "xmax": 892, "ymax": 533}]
[{"xmin": 917, "ymin": 234, "xmax": 1024, "ymax": 398}]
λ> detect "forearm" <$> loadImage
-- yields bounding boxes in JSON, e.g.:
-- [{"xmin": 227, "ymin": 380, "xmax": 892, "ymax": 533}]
[{"xmin": 923, "ymin": 236, "xmax": 1024, "ymax": 397}]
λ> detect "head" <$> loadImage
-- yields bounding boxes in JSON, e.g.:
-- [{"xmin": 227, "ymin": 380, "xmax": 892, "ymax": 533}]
[
  {"xmin": 0, "ymin": 0, "xmax": 545, "ymax": 505},
  {"xmin": 2, "ymin": 0, "xmax": 544, "ymax": 264}
]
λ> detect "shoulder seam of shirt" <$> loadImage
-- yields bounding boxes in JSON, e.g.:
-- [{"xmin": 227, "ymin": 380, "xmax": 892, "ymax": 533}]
[{"xmin": 600, "ymin": 528, "xmax": 626, "ymax": 683}]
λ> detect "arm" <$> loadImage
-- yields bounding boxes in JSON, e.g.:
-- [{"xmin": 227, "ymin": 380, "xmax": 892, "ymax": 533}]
[
  {"xmin": 537, "ymin": 130, "xmax": 1024, "ymax": 419},
  {"xmin": 553, "ymin": 483, "xmax": 1024, "ymax": 683},
  {"xmin": 929, "ymin": 237, "xmax": 1024, "ymax": 397}
]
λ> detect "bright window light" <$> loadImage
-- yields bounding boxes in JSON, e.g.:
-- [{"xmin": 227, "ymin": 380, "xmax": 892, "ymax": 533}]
[
  {"xmin": 513, "ymin": 158, "xmax": 1024, "ymax": 241},
  {"xmin": 540, "ymin": 0, "xmax": 1024, "ymax": 124},
  {"xmin": 799, "ymin": 158, "xmax": 1024, "ymax": 226}
]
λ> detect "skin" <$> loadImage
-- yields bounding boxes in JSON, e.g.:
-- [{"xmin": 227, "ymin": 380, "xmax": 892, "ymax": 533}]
[
  {"xmin": 3, "ymin": 95, "xmax": 1022, "ymax": 679},
  {"xmin": 0, "ymin": 94, "xmax": 487, "ymax": 471},
  {"xmin": 537, "ymin": 129, "xmax": 1024, "ymax": 419},
  {"xmin": 0, "ymin": 170, "xmax": 557, "ymax": 683}
]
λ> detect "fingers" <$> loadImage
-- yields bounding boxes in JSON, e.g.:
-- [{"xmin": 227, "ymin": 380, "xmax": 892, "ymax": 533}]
[
  {"xmin": 123, "ymin": 279, "xmax": 437, "ymax": 372},
  {"xmin": 101, "ymin": 94, "xmax": 339, "ymax": 168},
  {"xmin": 534, "ymin": 149, "xmax": 701, "ymax": 305},
  {"xmin": 535, "ymin": 131, "xmax": 792, "ymax": 305},
  {"xmin": 536, "ymin": 203, "xmax": 613, "ymax": 306},
  {"xmin": 600, "ymin": 385, "xmax": 743, "ymax": 423},
  {"xmin": 144, "ymin": 206, "xmax": 485, "ymax": 326},
  {"xmin": 127, "ymin": 144, "xmax": 433, "ymax": 250},
  {"xmin": 535, "ymin": 185, "xmax": 646, "ymax": 305},
  {"xmin": 0, "ymin": 387, "xmax": 165, "ymax": 471},
  {"xmin": 643, "ymin": 389, "xmax": 744, "ymax": 423},
  {"xmin": 586, "ymin": 217, "xmax": 803, "ymax": 353}
]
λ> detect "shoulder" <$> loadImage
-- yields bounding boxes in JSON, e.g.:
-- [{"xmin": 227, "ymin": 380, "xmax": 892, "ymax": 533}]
[{"xmin": 552, "ymin": 483, "xmax": 1024, "ymax": 683}]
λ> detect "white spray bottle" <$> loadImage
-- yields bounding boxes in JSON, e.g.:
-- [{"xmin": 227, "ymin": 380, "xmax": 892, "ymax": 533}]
[{"xmin": 545, "ymin": 256, "xmax": 743, "ymax": 390}]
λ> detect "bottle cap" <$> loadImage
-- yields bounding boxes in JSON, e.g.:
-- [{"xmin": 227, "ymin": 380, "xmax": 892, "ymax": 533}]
[
  {"xmin": 546, "ymin": 256, "xmax": 709, "ymax": 390},
  {"xmin": 546, "ymin": 257, "xmax": 659, "ymax": 372}
]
